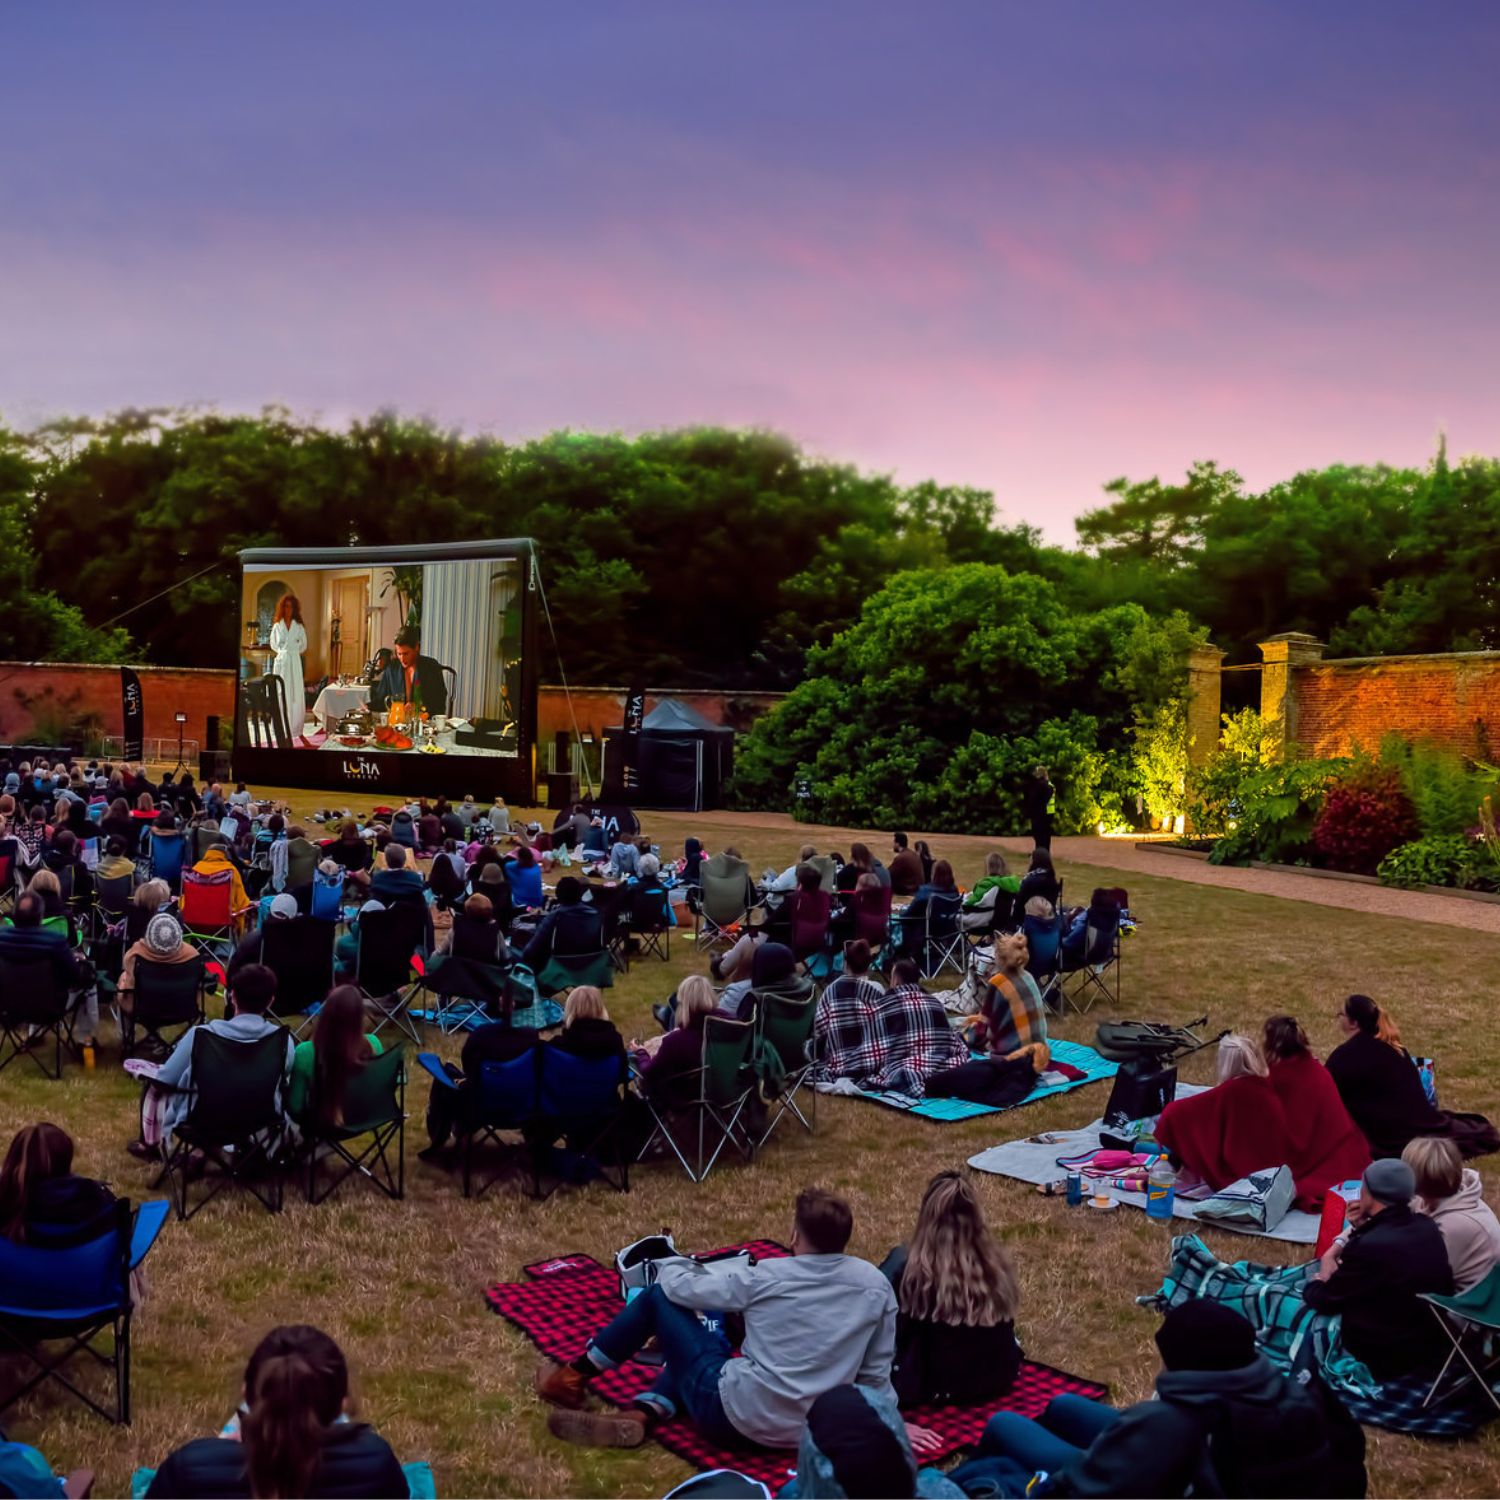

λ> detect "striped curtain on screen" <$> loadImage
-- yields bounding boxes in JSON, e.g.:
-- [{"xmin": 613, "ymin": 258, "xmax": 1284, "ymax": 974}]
[{"xmin": 421, "ymin": 560, "xmax": 499, "ymax": 721}]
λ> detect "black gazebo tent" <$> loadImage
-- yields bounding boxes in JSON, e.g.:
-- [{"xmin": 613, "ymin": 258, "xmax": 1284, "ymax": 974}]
[{"xmin": 603, "ymin": 698, "xmax": 734, "ymax": 811}]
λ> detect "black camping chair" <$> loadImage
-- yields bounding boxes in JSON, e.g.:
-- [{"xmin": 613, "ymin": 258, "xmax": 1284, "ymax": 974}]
[
  {"xmin": 300, "ymin": 1045, "xmax": 406, "ymax": 1205},
  {"xmin": 125, "ymin": 954, "xmax": 208, "ymax": 1057},
  {"xmin": 617, "ymin": 883, "xmax": 672, "ymax": 968},
  {"xmin": 354, "ymin": 903, "xmax": 426, "ymax": 1045},
  {"xmin": 261, "ymin": 916, "xmax": 336, "ymax": 1033},
  {"xmin": 1059, "ymin": 908, "xmax": 1123, "ymax": 1014},
  {"xmin": 155, "ymin": 1027, "xmax": 292, "ymax": 1220},
  {"xmin": 0, "ymin": 952, "xmax": 84, "ymax": 1079}
]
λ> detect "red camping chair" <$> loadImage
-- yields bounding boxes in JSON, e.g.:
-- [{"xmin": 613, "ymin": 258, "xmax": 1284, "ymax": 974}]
[
  {"xmin": 180, "ymin": 868, "xmax": 250, "ymax": 954},
  {"xmin": 788, "ymin": 888, "xmax": 833, "ymax": 961}
]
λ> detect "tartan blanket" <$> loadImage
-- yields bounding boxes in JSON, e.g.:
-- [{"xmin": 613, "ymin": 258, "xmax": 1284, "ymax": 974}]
[
  {"xmin": 1147, "ymin": 1233, "xmax": 1496, "ymax": 1437},
  {"xmin": 485, "ymin": 1242, "xmax": 1108, "ymax": 1484}
]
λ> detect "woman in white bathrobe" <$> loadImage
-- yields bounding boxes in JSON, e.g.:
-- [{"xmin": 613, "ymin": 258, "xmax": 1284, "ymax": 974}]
[{"xmin": 269, "ymin": 594, "xmax": 309, "ymax": 743}]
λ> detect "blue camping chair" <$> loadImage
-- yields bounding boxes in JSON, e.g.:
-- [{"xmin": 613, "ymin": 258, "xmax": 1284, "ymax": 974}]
[
  {"xmin": 534, "ymin": 1046, "xmax": 630, "ymax": 1199},
  {"xmin": 145, "ymin": 831, "xmax": 189, "ymax": 895},
  {"xmin": 0, "ymin": 1197, "xmax": 169, "ymax": 1424},
  {"xmin": 1023, "ymin": 910, "xmax": 1064, "ymax": 1015},
  {"xmin": 309, "ymin": 868, "xmax": 343, "ymax": 922},
  {"xmin": 418, "ymin": 1045, "xmax": 541, "ymax": 1199}
]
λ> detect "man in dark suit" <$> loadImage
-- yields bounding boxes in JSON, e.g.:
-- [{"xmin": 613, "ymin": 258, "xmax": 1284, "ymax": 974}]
[{"xmin": 370, "ymin": 626, "xmax": 449, "ymax": 716}]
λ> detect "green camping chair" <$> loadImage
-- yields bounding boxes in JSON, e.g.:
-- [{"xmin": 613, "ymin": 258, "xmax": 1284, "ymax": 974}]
[
  {"xmin": 1420, "ymin": 1265, "xmax": 1500, "ymax": 1412},
  {"xmin": 639, "ymin": 1007, "xmax": 758, "ymax": 1183},
  {"xmin": 533, "ymin": 946, "xmax": 615, "ymax": 1000},
  {"xmin": 753, "ymin": 986, "xmax": 818, "ymax": 1149},
  {"xmin": 693, "ymin": 853, "xmax": 759, "ymax": 951},
  {"xmin": 300, "ymin": 1045, "xmax": 406, "ymax": 1205}
]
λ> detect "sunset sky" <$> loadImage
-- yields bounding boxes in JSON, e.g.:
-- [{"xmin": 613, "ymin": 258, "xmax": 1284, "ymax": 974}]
[{"xmin": 3, "ymin": 2, "xmax": 1497, "ymax": 538}]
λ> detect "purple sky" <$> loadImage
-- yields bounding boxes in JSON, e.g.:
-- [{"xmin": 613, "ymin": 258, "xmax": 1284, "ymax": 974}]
[{"xmin": 3, "ymin": 3, "xmax": 1497, "ymax": 538}]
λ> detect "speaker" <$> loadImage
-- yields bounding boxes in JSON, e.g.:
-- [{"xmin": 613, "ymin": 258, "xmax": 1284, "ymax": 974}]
[{"xmin": 205, "ymin": 714, "xmax": 222, "ymax": 751}]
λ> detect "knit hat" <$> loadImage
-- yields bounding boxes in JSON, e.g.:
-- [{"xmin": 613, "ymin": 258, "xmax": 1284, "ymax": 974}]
[
  {"xmin": 1364, "ymin": 1157, "xmax": 1417, "ymax": 1206},
  {"xmin": 144, "ymin": 912, "xmax": 184, "ymax": 959},
  {"xmin": 359, "ymin": 899, "xmax": 386, "ymax": 915},
  {"xmin": 1154, "ymin": 1301, "xmax": 1256, "ymax": 1372},
  {"xmin": 268, "ymin": 894, "xmax": 299, "ymax": 920}
]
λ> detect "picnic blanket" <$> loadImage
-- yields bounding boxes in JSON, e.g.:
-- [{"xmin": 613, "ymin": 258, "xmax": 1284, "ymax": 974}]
[
  {"xmin": 966, "ymin": 1085, "xmax": 1323, "ymax": 1243},
  {"xmin": 485, "ymin": 1242, "xmax": 1108, "ymax": 1485},
  {"xmin": 410, "ymin": 999, "xmax": 564, "ymax": 1032},
  {"xmin": 822, "ymin": 1038, "xmax": 1118, "ymax": 1122}
]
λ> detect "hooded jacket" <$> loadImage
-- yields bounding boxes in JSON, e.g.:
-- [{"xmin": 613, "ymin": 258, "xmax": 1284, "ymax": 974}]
[
  {"xmin": 1041, "ymin": 1355, "xmax": 1359, "ymax": 1499},
  {"xmin": 1422, "ymin": 1169, "xmax": 1500, "ymax": 1293}
]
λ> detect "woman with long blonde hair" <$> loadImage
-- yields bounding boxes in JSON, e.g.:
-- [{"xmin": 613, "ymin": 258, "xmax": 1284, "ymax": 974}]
[{"xmin": 882, "ymin": 1170, "xmax": 1021, "ymax": 1406}]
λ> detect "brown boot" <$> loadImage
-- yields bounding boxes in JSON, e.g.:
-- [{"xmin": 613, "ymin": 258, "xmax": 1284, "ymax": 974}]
[
  {"xmin": 534, "ymin": 1360, "xmax": 589, "ymax": 1409},
  {"xmin": 547, "ymin": 1406, "xmax": 650, "ymax": 1448}
]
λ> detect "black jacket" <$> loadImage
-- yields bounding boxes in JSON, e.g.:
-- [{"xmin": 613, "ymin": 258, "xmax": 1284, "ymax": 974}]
[
  {"xmin": 551, "ymin": 1015, "xmax": 625, "ymax": 1063},
  {"xmin": 1325, "ymin": 1032, "xmax": 1444, "ymax": 1158},
  {"xmin": 1303, "ymin": 1202, "xmax": 1453, "ymax": 1380},
  {"xmin": 1040, "ymin": 1354, "xmax": 1362, "ymax": 1499},
  {"xmin": 521, "ymin": 902, "xmax": 603, "ymax": 970},
  {"xmin": 145, "ymin": 1421, "xmax": 407, "ymax": 1498}
]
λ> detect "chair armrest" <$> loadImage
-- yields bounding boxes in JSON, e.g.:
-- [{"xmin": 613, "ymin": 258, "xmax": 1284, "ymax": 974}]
[
  {"xmin": 417, "ymin": 1051, "xmax": 460, "ymax": 1088},
  {"xmin": 63, "ymin": 1469, "xmax": 94, "ymax": 1499},
  {"xmin": 130, "ymin": 1199, "xmax": 171, "ymax": 1268}
]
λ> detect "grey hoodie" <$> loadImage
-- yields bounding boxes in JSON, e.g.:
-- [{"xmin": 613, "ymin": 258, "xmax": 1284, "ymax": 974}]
[{"xmin": 1423, "ymin": 1168, "xmax": 1500, "ymax": 1292}]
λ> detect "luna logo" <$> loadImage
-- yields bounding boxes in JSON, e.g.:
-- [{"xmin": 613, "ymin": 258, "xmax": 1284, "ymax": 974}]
[{"xmin": 340, "ymin": 757, "xmax": 383, "ymax": 781}]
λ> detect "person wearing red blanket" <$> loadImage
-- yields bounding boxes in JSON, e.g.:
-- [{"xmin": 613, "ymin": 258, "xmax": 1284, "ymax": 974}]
[
  {"xmin": 1154, "ymin": 1034, "xmax": 1291, "ymax": 1193},
  {"xmin": 1262, "ymin": 1014, "xmax": 1370, "ymax": 1210}
]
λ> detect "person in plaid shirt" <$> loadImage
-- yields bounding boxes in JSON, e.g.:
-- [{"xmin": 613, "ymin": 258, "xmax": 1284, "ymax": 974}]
[
  {"xmin": 866, "ymin": 960, "xmax": 968, "ymax": 1098},
  {"xmin": 812, "ymin": 940, "xmax": 890, "ymax": 1085}
]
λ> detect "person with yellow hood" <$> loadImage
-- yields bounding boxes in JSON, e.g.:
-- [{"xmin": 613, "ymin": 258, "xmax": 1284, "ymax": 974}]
[{"xmin": 189, "ymin": 839, "xmax": 253, "ymax": 936}]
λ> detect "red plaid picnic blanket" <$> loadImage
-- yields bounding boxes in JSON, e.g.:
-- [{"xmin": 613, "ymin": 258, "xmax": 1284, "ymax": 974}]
[{"xmin": 485, "ymin": 1241, "xmax": 1108, "ymax": 1485}]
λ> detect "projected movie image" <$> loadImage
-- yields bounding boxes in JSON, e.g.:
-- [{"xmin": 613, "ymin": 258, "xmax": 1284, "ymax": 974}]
[{"xmin": 237, "ymin": 555, "xmax": 524, "ymax": 761}]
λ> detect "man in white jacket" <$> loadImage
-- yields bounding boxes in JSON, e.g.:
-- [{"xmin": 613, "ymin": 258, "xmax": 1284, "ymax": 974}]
[{"xmin": 535, "ymin": 1187, "xmax": 897, "ymax": 1450}]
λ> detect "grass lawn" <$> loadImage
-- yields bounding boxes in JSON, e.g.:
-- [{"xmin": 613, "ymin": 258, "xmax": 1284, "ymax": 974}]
[{"xmin": 5, "ymin": 799, "xmax": 1500, "ymax": 1497}]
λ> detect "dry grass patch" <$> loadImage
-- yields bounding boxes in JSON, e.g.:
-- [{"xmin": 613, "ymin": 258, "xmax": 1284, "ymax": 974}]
[{"xmin": 2, "ymin": 801, "xmax": 1499, "ymax": 1496}]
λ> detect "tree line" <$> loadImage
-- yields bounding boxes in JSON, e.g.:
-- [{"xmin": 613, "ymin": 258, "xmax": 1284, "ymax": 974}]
[{"xmin": 1, "ymin": 408, "xmax": 1494, "ymax": 688}]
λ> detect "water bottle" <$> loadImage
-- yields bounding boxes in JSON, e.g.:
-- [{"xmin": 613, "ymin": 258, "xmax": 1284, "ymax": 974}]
[{"xmin": 1146, "ymin": 1158, "xmax": 1176, "ymax": 1222}]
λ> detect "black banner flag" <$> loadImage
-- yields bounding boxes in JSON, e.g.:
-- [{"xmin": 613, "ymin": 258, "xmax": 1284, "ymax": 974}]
[{"xmin": 120, "ymin": 667, "xmax": 144, "ymax": 761}]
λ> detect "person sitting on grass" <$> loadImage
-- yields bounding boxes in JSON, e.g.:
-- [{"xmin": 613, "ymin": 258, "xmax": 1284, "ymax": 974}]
[
  {"xmin": 287, "ymin": 984, "xmax": 384, "ymax": 1124},
  {"xmin": 144, "ymin": 1324, "xmax": 409, "ymax": 1499},
  {"xmin": 0, "ymin": 1121, "xmax": 116, "ymax": 1247},
  {"xmin": 1404, "ymin": 1135, "xmax": 1500, "ymax": 1293},
  {"xmin": 969, "ymin": 931, "xmax": 1047, "ymax": 1058},
  {"xmin": 535, "ymin": 1187, "xmax": 897, "ymax": 1451},
  {"xmin": 1154, "ymin": 1033, "xmax": 1294, "ymax": 1196},
  {"xmin": 504, "ymin": 843, "xmax": 545, "ymax": 909},
  {"xmin": 881, "ymin": 1171, "xmax": 1021, "ymax": 1408},
  {"xmin": 1327, "ymin": 993, "xmax": 1500, "ymax": 1160},
  {"xmin": 866, "ymin": 959, "xmax": 968, "ymax": 1098},
  {"xmin": 1262, "ymin": 1014, "xmax": 1370, "ymax": 1209},
  {"xmin": 812, "ymin": 939, "xmax": 886, "ymax": 1083},
  {"xmin": 949, "ymin": 1302, "xmax": 1363, "ymax": 1500}
]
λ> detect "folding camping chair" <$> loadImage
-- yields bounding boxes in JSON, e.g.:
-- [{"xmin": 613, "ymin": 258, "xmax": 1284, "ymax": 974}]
[
  {"xmin": 418, "ymin": 1045, "xmax": 541, "ymax": 1199},
  {"xmin": 1058, "ymin": 910, "xmax": 1122, "ymax": 1014},
  {"xmin": 155, "ymin": 1027, "xmax": 292, "ymax": 1220},
  {"xmin": 753, "ymin": 987, "xmax": 818, "ymax": 1149},
  {"xmin": 300, "ymin": 1045, "xmax": 406, "ymax": 1205},
  {"xmin": 1022, "ymin": 909, "xmax": 1064, "ymax": 1016},
  {"xmin": 422, "ymin": 952, "xmax": 513, "ymax": 1034},
  {"xmin": 260, "ymin": 915, "xmax": 336, "ymax": 1033},
  {"xmin": 144, "ymin": 830, "xmax": 189, "ymax": 895},
  {"xmin": 0, "ymin": 1196, "xmax": 169, "ymax": 1426},
  {"xmin": 0, "ymin": 953, "xmax": 84, "ymax": 1079},
  {"xmin": 614, "ymin": 883, "xmax": 672, "ymax": 969},
  {"xmin": 354, "ymin": 903, "xmax": 426, "ymax": 1045},
  {"xmin": 638, "ymin": 1008, "xmax": 758, "ymax": 1183},
  {"xmin": 124, "ymin": 954, "xmax": 208, "ymax": 1056},
  {"xmin": 693, "ymin": 853, "xmax": 759, "ymax": 951},
  {"xmin": 179, "ymin": 868, "xmax": 250, "ymax": 957},
  {"xmin": 534, "ymin": 1046, "xmax": 631, "ymax": 1200},
  {"xmin": 1420, "ymin": 1265, "xmax": 1500, "ymax": 1413}
]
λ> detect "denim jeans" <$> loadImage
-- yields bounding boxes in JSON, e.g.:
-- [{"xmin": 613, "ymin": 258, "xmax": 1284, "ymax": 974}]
[
  {"xmin": 948, "ymin": 1394, "xmax": 1121, "ymax": 1497},
  {"xmin": 588, "ymin": 1284, "xmax": 741, "ymax": 1446}
]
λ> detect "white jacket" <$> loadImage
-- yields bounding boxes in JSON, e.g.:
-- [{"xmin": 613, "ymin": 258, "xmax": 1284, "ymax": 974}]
[{"xmin": 1422, "ymin": 1169, "xmax": 1500, "ymax": 1292}]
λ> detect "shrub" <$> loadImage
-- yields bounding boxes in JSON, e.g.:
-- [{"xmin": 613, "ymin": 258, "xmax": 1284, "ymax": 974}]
[
  {"xmin": 1378, "ymin": 736, "xmax": 1496, "ymax": 838},
  {"xmin": 1377, "ymin": 835, "xmax": 1492, "ymax": 891},
  {"xmin": 1205, "ymin": 758, "xmax": 1339, "ymax": 866},
  {"xmin": 1311, "ymin": 765, "xmax": 1418, "ymax": 875}
]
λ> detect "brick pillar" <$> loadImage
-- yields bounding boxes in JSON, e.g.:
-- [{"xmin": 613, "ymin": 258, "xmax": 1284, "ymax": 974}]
[
  {"xmin": 1183, "ymin": 644, "xmax": 1224, "ymax": 833},
  {"xmin": 1258, "ymin": 632, "xmax": 1325, "ymax": 760}
]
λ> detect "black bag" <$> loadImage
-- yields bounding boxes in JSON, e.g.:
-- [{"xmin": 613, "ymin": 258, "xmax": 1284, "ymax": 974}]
[{"xmin": 1102, "ymin": 1056, "xmax": 1177, "ymax": 1131}]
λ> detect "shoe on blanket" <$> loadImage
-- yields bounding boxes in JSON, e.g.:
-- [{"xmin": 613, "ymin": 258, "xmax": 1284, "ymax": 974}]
[
  {"xmin": 534, "ymin": 1360, "xmax": 589, "ymax": 1409},
  {"xmin": 547, "ymin": 1407, "xmax": 649, "ymax": 1448}
]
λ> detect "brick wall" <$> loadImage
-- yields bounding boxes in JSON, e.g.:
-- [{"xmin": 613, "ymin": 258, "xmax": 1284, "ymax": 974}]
[
  {"xmin": 0, "ymin": 661, "xmax": 236, "ymax": 750},
  {"xmin": 1292, "ymin": 653, "xmax": 1500, "ymax": 760},
  {"xmin": 536, "ymin": 685, "xmax": 782, "ymax": 752}
]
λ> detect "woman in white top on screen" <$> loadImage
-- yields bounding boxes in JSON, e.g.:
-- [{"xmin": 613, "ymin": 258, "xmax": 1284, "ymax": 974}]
[{"xmin": 269, "ymin": 593, "xmax": 310, "ymax": 744}]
